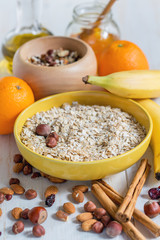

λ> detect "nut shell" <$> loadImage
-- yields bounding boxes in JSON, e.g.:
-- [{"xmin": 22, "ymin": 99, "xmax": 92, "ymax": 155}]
[
  {"xmin": 73, "ymin": 185, "xmax": 88, "ymax": 193},
  {"xmin": 84, "ymin": 201, "xmax": 96, "ymax": 212},
  {"xmin": 12, "ymin": 221, "xmax": 24, "ymax": 234},
  {"xmin": 10, "ymin": 184, "xmax": 25, "ymax": 195},
  {"xmin": 56, "ymin": 210, "xmax": 68, "ymax": 221},
  {"xmin": 11, "ymin": 207, "xmax": 23, "ymax": 220},
  {"xmin": 72, "ymin": 190, "xmax": 84, "ymax": 203},
  {"xmin": 0, "ymin": 187, "xmax": 14, "ymax": 195},
  {"xmin": 28, "ymin": 207, "xmax": 48, "ymax": 224},
  {"xmin": 63, "ymin": 202, "xmax": 75, "ymax": 214},
  {"xmin": 144, "ymin": 201, "xmax": 160, "ymax": 218},
  {"xmin": 92, "ymin": 221, "xmax": 104, "ymax": 233},
  {"xmin": 25, "ymin": 189, "xmax": 37, "ymax": 200},
  {"xmin": 93, "ymin": 208, "xmax": 107, "ymax": 219},
  {"xmin": 81, "ymin": 219, "xmax": 97, "ymax": 231},
  {"xmin": 33, "ymin": 224, "xmax": 45, "ymax": 237},
  {"xmin": 106, "ymin": 221, "xmax": 122, "ymax": 237},
  {"xmin": 76, "ymin": 212, "xmax": 93, "ymax": 222},
  {"xmin": 36, "ymin": 124, "xmax": 51, "ymax": 137},
  {"xmin": 9, "ymin": 178, "xmax": 20, "ymax": 185},
  {"xmin": 44, "ymin": 185, "xmax": 58, "ymax": 198}
]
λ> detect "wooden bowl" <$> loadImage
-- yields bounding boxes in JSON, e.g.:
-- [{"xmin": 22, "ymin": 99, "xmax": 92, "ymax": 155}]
[{"xmin": 13, "ymin": 36, "xmax": 98, "ymax": 99}]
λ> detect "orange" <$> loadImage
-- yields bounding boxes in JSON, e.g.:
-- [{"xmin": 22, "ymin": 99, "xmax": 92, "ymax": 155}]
[
  {"xmin": 98, "ymin": 40, "xmax": 149, "ymax": 76},
  {"xmin": 0, "ymin": 76, "xmax": 34, "ymax": 135}
]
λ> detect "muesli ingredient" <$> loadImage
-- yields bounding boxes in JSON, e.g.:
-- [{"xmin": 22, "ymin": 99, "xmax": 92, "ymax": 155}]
[
  {"xmin": 56, "ymin": 210, "xmax": 68, "ymax": 221},
  {"xmin": 25, "ymin": 189, "xmax": 37, "ymax": 200},
  {"xmin": 28, "ymin": 207, "xmax": 47, "ymax": 224},
  {"xmin": 72, "ymin": 190, "xmax": 84, "ymax": 203},
  {"xmin": 81, "ymin": 219, "xmax": 97, "ymax": 231},
  {"xmin": 46, "ymin": 134, "xmax": 57, "ymax": 148},
  {"xmin": 11, "ymin": 207, "xmax": 23, "ymax": 220},
  {"xmin": 93, "ymin": 208, "xmax": 107, "ymax": 219},
  {"xmin": 45, "ymin": 194, "xmax": 55, "ymax": 207},
  {"xmin": 148, "ymin": 188, "xmax": 160, "ymax": 200},
  {"xmin": 28, "ymin": 48, "xmax": 80, "ymax": 67},
  {"xmin": 10, "ymin": 184, "xmax": 25, "ymax": 195},
  {"xmin": 76, "ymin": 212, "xmax": 93, "ymax": 222},
  {"xmin": 23, "ymin": 164, "xmax": 32, "ymax": 175},
  {"xmin": 63, "ymin": 202, "xmax": 75, "ymax": 214},
  {"xmin": 92, "ymin": 221, "xmax": 104, "ymax": 233},
  {"xmin": 5, "ymin": 194, "xmax": 12, "ymax": 201},
  {"xmin": 13, "ymin": 163, "xmax": 24, "ymax": 173},
  {"xmin": 31, "ymin": 172, "xmax": 41, "ymax": 179},
  {"xmin": 0, "ymin": 187, "xmax": 14, "ymax": 195},
  {"xmin": 13, "ymin": 154, "xmax": 23, "ymax": 163},
  {"xmin": 144, "ymin": 201, "xmax": 160, "ymax": 218},
  {"xmin": 44, "ymin": 186, "xmax": 58, "ymax": 198},
  {"xmin": 9, "ymin": 178, "xmax": 20, "ymax": 185},
  {"xmin": 101, "ymin": 215, "xmax": 111, "ymax": 227},
  {"xmin": 84, "ymin": 201, "xmax": 96, "ymax": 212},
  {"xmin": 72, "ymin": 185, "xmax": 88, "ymax": 193},
  {"xmin": 32, "ymin": 224, "xmax": 45, "ymax": 237},
  {"xmin": 106, "ymin": 221, "xmax": 122, "ymax": 237},
  {"xmin": 36, "ymin": 124, "xmax": 51, "ymax": 137},
  {"xmin": 12, "ymin": 221, "xmax": 24, "ymax": 234},
  {"xmin": 20, "ymin": 102, "xmax": 146, "ymax": 162},
  {"xmin": 21, "ymin": 208, "xmax": 30, "ymax": 220}
]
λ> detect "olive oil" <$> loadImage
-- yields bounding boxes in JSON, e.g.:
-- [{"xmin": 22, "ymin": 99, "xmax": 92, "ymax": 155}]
[{"xmin": 2, "ymin": 32, "xmax": 51, "ymax": 72}]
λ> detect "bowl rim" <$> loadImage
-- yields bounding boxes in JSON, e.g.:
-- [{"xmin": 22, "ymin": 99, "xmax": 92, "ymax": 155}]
[
  {"xmin": 14, "ymin": 90, "xmax": 153, "ymax": 165},
  {"xmin": 15, "ymin": 36, "xmax": 95, "ymax": 70}
]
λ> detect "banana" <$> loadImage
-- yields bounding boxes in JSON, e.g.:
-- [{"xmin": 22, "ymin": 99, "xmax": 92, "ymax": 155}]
[
  {"xmin": 137, "ymin": 99, "xmax": 160, "ymax": 180},
  {"xmin": 82, "ymin": 70, "xmax": 160, "ymax": 99}
]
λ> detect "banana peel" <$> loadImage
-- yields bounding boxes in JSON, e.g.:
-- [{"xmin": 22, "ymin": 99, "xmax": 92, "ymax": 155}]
[{"xmin": 137, "ymin": 99, "xmax": 160, "ymax": 180}]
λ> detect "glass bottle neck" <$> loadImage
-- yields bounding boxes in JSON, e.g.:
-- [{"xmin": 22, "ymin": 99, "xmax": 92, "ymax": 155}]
[{"xmin": 16, "ymin": 0, "xmax": 42, "ymax": 33}]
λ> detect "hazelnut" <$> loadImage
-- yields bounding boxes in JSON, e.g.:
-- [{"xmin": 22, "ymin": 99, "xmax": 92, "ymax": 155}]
[
  {"xmin": 21, "ymin": 208, "xmax": 30, "ymax": 220},
  {"xmin": 93, "ymin": 208, "xmax": 107, "ymax": 219},
  {"xmin": 0, "ymin": 193, "xmax": 4, "ymax": 204},
  {"xmin": 72, "ymin": 190, "xmax": 84, "ymax": 203},
  {"xmin": 48, "ymin": 132, "xmax": 59, "ymax": 141},
  {"xmin": 36, "ymin": 124, "xmax": 51, "ymax": 137},
  {"xmin": 13, "ymin": 154, "xmax": 23, "ymax": 163},
  {"xmin": 101, "ymin": 214, "xmax": 111, "ymax": 227},
  {"xmin": 12, "ymin": 221, "xmax": 24, "ymax": 234},
  {"xmin": 84, "ymin": 201, "xmax": 96, "ymax": 212},
  {"xmin": 92, "ymin": 221, "xmax": 104, "ymax": 233},
  {"xmin": 23, "ymin": 164, "xmax": 33, "ymax": 175},
  {"xmin": 9, "ymin": 178, "xmax": 20, "ymax": 185},
  {"xmin": 46, "ymin": 135, "xmax": 57, "ymax": 148},
  {"xmin": 144, "ymin": 201, "xmax": 160, "ymax": 218},
  {"xmin": 106, "ymin": 221, "xmax": 122, "ymax": 237},
  {"xmin": 11, "ymin": 207, "xmax": 23, "ymax": 220},
  {"xmin": 56, "ymin": 210, "xmax": 68, "ymax": 221},
  {"xmin": 32, "ymin": 224, "xmax": 45, "ymax": 237},
  {"xmin": 28, "ymin": 207, "xmax": 48, "ymax": 224},
  {"xmin": 25, "ymin": 189, "xmax": 37, "ymax": 200}
]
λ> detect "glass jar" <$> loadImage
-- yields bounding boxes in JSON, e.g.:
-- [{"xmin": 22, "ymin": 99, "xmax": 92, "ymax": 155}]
[
  {"xmin": 1, "ymin": 0, "xmax": 52, "ymax": 72},
  {"xmin": 66, "ymin": 2, "xmax": 120, "ymax": 63}
]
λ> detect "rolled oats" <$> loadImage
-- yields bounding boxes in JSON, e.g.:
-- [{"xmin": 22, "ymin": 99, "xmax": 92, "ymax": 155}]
[{"xmin": 20, "ymin": 102, "xmax": 146, "ymax": 162}]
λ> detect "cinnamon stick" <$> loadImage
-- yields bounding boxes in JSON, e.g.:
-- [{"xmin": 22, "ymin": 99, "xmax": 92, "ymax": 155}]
[
  {"xmin": 95, "ymin": 180, "xmax": 160, "ymax": 237},
  {"xmin": 116, "ymin": 159, "xmax": 149, "ymax": 222},
  {"xmin": 92, "ymin": 184, "xmax": 146, "ymax": 240}
]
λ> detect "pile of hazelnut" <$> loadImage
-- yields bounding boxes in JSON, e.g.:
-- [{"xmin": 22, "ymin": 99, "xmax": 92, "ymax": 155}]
[
  {"xmin": 36, "ymin": 123, "xmax": 59, "ymax": 148},
  {"xmin": 77, "ymin": 201, "xmax": 122, "ymax": 237}
]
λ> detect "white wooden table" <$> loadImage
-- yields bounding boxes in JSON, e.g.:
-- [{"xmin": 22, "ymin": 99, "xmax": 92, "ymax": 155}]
[{"xmin": 1, "ymin": 0, "xmax": 160, "ymax": 239}]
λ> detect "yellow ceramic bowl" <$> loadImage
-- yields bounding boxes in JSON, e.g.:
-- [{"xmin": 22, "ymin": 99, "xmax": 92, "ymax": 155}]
[{"xmin": 14, "ymin": 91, "xmax": 152, "ymax": 181}]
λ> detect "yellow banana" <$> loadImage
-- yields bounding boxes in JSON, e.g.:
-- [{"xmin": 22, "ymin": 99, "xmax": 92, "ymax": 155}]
[
  {"xmin": 83, "ymin": 70, "xmax": 160, "ymax": 99},
  {"xmin": 137, "ymin": 99, "xmax": 160, "ymax": 180}
]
